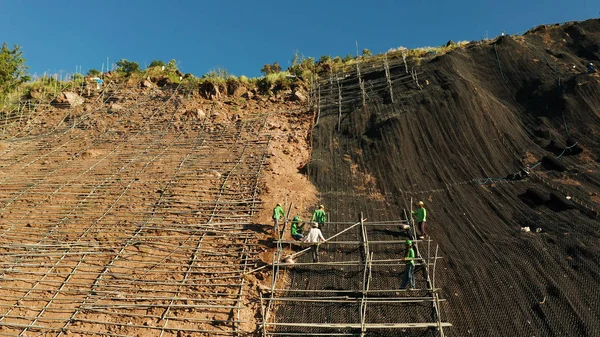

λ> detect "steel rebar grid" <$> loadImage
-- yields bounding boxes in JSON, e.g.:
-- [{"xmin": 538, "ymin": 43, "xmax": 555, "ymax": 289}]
[{"xmin": 0, "ymin": 96, "xmax": 279, "ymax": 336}]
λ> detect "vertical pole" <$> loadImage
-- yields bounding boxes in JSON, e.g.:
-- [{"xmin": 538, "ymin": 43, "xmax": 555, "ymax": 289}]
[
  {"xmin": 337, "ymin": 75, "xmax": 342, "ymax": 132},
  {"xmin": 308, "ymin": 73, "xmax": 313, "ymax": 107},
  {"xmin": 357, "ymin": 61, "xmax": 365, "ymax": 106},
  {"xmin": 315, "ymin": 86, "xmax": 321, "ymax": 126},
  {"xmin": 359, "ymin": 213, "xmax": 368, "ymax": 337},
  {"xmin": 384, "ymin": 54, "xmax": 394, "ymax": 103}
]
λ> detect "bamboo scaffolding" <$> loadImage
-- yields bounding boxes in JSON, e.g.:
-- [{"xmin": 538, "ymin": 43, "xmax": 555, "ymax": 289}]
[{"xmin": 262, "ymin": 211, "xmax": 451, "ymax": 336}]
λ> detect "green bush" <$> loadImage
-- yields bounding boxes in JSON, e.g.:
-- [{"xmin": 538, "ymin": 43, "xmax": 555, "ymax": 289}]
[
  {"xmin": 87, "ymin": 69, "xmax": 101, "ymax": 76},
  {"xmin": 115, "ymin": 59, "xmax": 140, "ymax": 75},
  {"xmin": 149, "ymin": 60, "xmax": 166, "ymax": 68},
  {"xmin": 260, "ymin": 62, "xmax": 282, "ymax": 76}
]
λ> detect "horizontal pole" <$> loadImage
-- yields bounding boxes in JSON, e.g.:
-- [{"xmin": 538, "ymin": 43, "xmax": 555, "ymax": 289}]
[{"xmin": 264, "ymin": 322, "xmax": 452, "ymax": 329}]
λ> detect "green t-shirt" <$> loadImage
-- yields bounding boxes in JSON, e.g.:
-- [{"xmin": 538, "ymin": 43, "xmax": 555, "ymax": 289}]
[
  {"xmin": 412, "ymin": 208, "xmax": 426, "ymax": 222},
  {"xmin": 291, "ymin": 221, "xmax": 304, "ymax": 235},
  {"xmin": 405, "ymin": 248, "xmax": 415, "ymax": 265},
  {"xmin": 312, "ymin": 209, "xmax": 327, "ymax": 223},
  {"xmin": 273, "ymin": 206, "xmax": 285, "ymax": 219}
]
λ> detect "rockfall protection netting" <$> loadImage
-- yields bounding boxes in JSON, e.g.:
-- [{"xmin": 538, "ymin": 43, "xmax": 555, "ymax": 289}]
[
  {"xmin": 277, "ymin": 20, "xmax": 600, "ymax": 337},
  {"xmin": 0, "ymin": 84, "xmax": 276, "ymax": 336}
]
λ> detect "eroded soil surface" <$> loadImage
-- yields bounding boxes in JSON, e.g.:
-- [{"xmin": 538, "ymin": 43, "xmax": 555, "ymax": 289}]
[{"xmin": 0, "ymin": 84, "xmax": 315, "ymax": 336}]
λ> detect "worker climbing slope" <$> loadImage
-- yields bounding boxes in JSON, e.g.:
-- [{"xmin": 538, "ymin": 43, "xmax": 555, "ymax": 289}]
[
  {"xmin": 303, "ymin": 223, "xmax": 326, "ymax": 262},
  {"xmin": 412, "ymin": 201, "xmax": 427, "ymax": 239},
  {"xmin": 400, "ymin": 239, "xmax": 416, "ymax": 290},
  {"xmin": 311, "ymin": 204, "xmax": 327, "ymax": 228},
  {"xmin": 272, "ymin": 203, "xmax": 285, "ymax": 239}
]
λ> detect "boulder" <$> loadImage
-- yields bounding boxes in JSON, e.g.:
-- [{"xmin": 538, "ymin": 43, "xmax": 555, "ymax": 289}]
[
  {"xmin": 549, "ymin": 191, "xmax": 576, "ymax": 210},
  {"xmin": 108, "ymin": 103, "xmax": 124, "ymax": 113},
  {"xmin": 157, "ymin": 77, "xmax": 173, "ymax": 87},
  {"xmin": 566, "ymin": 137, "xmax": 583, "ymax": 155},
  {"xmin": 541, "ymin": 156, "xmax": 567, "ymax": 172},
  {"xmin": 199, "ymin": 82, "xmax": 222, "ymax": 100},
  {"xmin": 141, "ymin": 80, "xmax": 154, "ymax": 88},
  {"xmin": 242, "ymin": 91, "xmax": 254, "ymax": 100},
  {"xmin": 524, "ymin": 188, "xmax": 550, "ymax": 205},
  {"xmin": 53, "ymin": 92, "xmax": 84, "ymax": 108},
  {"xmin": 232, "ymin": 85, "xmax": 248, "ymax": 98},
  {"xmin": 291, "ymin": 89, "xmax": 307, "ymax": 102},
  {"xmin": 184, "ymin": 109, "xmax": 205, "ymax": 119}
]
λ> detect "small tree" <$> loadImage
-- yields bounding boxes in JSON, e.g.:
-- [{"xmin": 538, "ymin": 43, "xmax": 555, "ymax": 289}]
[
  {"xmin": 362, "ymin": 48, "xmax": 372, "ymax": 57},
  {"xmin": 115, "ymin": 59, "xmax": 140, "ymax": 75},
  {"xmin": 149, "ymin": 60, "xmax": 166, "ymax": 68},
  {"xmin": 0, "ymin": 42, "xmax": 30, "ymax": 94},
  {"xmin": 343, "ymin": 54, "xmax": 354, "ymax": 63},
  {"xmin": 87, "ymin": 69, "xmax": 101, "ymax": 76},
  {"xmin": 260, "ymin": 62, "xmax": 281, "ymax": 76},
  {"xmin": 166, "ymin": 59, "xmax": 178, "ymax": 71},
  {"xmin": 318, "ymin": 55, "xmax": 331, "ymax": 64}
]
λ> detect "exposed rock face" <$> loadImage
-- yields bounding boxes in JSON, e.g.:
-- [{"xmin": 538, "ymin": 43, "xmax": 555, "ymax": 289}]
[
  {"xmin": 53, "ymin": 92, "xmax": 84, "ymax": 108},
  {"xmin": 232, "ymin": 86, "xmax": 248, "ymax": 98},
  {"xmin": 199, "ymin": 82, "xmax": 222, "ymax": 100},
  {"xmin": 183, "ymin": 109, "xmax": 205, "ymax": 119},
  {"xmin": 141, "ymin": 80, "xmax": 154, "ymax": 88},
  {"xmin": 291, "ymin": 89, "xmax": 307, "ymax": 102},
  {"xmin": 157, "ymin": 77, "xmax": 173, "ymax": 87}
]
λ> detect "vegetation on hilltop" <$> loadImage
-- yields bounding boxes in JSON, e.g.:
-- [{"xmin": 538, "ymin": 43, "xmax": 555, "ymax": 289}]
[{"xmin": 0, "ymin": 32, "xmax": 506, "ymax": 110}]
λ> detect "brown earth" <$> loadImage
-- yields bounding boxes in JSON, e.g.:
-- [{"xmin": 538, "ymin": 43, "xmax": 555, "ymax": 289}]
[{"xmin": 0, "ymin": 81, "xmax": 317, "ymax": 337}]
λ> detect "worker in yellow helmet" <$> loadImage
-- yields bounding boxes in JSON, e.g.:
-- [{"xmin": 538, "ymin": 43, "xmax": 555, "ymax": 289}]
[
  {"xmin": 412, "ymin": 201, "xmax": 427, "ymax": 239},
  {"xmin": 272, "ymin": 203, "xmax": 285, "ymax": 239},
  {"xmin": 311, "ymin": 204, "xmax": 327, "ymax": 228}
]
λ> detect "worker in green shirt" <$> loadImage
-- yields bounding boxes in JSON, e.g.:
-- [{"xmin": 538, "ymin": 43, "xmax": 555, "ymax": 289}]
[
  {"xmin": 290, "ymin": 216, "xmax": 304, "ymax": 241},
  {"xmin": 412, "ymin": 201, "xmax": 427, "ymax": 239},
  {"xmin": 272, "ymin": 203, "xmax": 285, "ymax": 239},
  {"xmin": 311, "ymin": 204, "xmax": 327, "ymax": 227},
  {"xmin": 400, "ymin": 239, "xmax": 415, "ymax": 290}
]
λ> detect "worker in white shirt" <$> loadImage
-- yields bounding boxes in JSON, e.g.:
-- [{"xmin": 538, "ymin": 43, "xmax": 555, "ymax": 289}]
[{"xmin": 304, "ymin": 222, "xmax": 326, "ymax": 262}]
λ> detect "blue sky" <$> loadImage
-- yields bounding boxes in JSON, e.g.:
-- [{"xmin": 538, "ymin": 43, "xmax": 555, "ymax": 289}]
[{"xmin": 1, "ymin": 0, "xmax": 598, "ymax": 79}]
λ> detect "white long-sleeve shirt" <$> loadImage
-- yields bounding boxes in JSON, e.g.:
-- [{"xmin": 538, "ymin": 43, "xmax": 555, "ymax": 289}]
[{"xmin": 304, "ymin": 228, "xmax": 325, "ymax": 243}]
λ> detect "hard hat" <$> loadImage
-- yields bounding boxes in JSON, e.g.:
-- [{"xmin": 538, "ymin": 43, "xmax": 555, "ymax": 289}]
[
  {"xmin": 319, "ymin": 204, "xmax": 325, "ymax": 209},
  {"xmin": 590, "ymin": 63, "xmax": 594, "ymax": 65},
  {"xmin": 312, "ymin": 222, "xmax": 319, "ymax": 228},
  {"xmin": 293, "ymin": 216, "xmax": 300, "ymax": 221},
  {"xmin": 276, "ymin": 203, "xmax": 281, "ymax": 206},
  {"xmin": 418, "ymin": 201, "xmax": 424, "ymax": 205},
  {"xmin": 406, "ymin": 239, "xmax": 412, "ymax": 245}
]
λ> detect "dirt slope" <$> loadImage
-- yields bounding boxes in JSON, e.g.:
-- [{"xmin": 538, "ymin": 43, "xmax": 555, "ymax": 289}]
[
  {"xmin": 0, "ymin": 82, "xmax": 314, "ymax": 336},
  {"xmin": 302, "ymin": 19, "xmax": 600, "ymax": 336}
]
